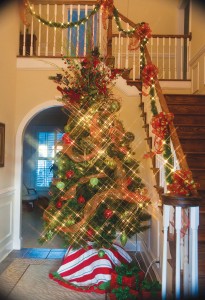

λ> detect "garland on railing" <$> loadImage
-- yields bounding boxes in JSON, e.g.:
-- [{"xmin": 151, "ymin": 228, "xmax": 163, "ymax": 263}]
[
  {"xmin": 167, "ymin": 170, "xmax": 200, "ymax": 196},
  {"xmin": 24, "ymin": 0, "xmax": 100, "ymax": 28},
  {"xmin": 141, "ymin": 63, "xmax": 174, "ymax": 184}
]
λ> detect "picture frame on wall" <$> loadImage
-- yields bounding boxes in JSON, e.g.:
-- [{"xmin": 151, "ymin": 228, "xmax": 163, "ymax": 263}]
[{"xmin": 0, "ymin": 123, "xmax": 5, "ymax": 167}]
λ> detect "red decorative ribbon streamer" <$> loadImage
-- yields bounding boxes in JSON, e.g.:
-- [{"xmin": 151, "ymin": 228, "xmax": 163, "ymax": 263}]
[
  {"xmin": 141, "ymin": 63, "xmax": 159, "ymax": 89},
  {"xmin": 99, "ymin": 0, "xmax": 114, "ymax": 30},
  {"xmin": 151, "ymin": 111, "xmax": 174, "ymax": 154},
  {"xmin": 19, "ymin": 0, "xmax": 30, "ymax": 26},
  {"xmin": 128, "ymin": 23, "xmax": 152, "ymax": 51}
]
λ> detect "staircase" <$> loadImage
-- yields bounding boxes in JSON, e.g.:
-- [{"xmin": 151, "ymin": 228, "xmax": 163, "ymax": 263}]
[{"xmin": 165, "ymin": 94, "xmax": 205, "ymax": 297}]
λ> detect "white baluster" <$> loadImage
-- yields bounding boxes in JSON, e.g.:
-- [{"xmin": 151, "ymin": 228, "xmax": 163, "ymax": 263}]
[
  {"xmin": 168, "ymin": 37, "xmax": 171, "ymax": 79},
  {"xmin": 190, "ymin": 206, "xmax": 199, "ymax": 298},
  {"xmin": 183, "ymin": 215, "xmax": 189, "ymax": 299},
  {"xmin": 61, "ymin": 4, "xmax": 65, "ymax": 55},
  {"xmin": 125, "ymin": 23, "xmax": 129, "ymax": 69},
  {"xmin": 45, "ymin": 4, "xmax": 49, "ymax": 56},
  {"xmin": 30, "ymin": 4, "xmax": 34, "ymax": 56},
  {"xmin": 117, "ymin": 32, "xmax": 121, "ymax": 68},
  {"xmin": 114, "ymin": 36, "xmax": 117, "ymax": 68},
  {"xmin": 92, "ymin": 5, "xmax": 95, "ymax": 48},
  {"xmin": 187, "ymin": 37, "xmax": 190, "ymax": 79},
  {"xmin": 180, "ymin": 37, "xmax": 184, "ymax": 79},
  {"xmin": 121, "ymin": 33, "xmax": 123, "ymax": 68},
  {"xmin": 84, "ymin": 5, "xmax": 88, "ymax": 56},
  {"xmin": 69, "ymin": 5, "xmax": 73, "ymax": 56},
  {"xmin": 156, "ymin": 37, "xmax": 159, "ymax": 69},
  {"xmin": 150, "ymin": 37, "xmax": 153, "ymax": 61},
  {"xmin": 99, "ymin": 6, "xmax": 102, "ymax": 54},
  {"xmin": 132, "ymin": 50, "xmax": 136, "ymax": 80},
  {"xmin": 175, "ymin": 206, "xmax": 182, "ymax": 300},
  {"xmin": 23, "ymin": 25, "xmax": 26, "ymax": 56},
  {"xmin": 162, "ymin": 204, "xmax": 170, "ymax": 300},
  {"xmin": 76, "ymin": 4, "xmax": 80, "ymax": 57},
  {"xmin": 37, "ymin": 4, "xmax": 41, "ymax": 56},
  {"xmin": 174, "ymin": 37, "xmax": 177, "ymax": 79},
  {"xmin": 53, "ymin": 4, "xmax": 57, "ymax": 56},
  {"xmin": 162, "ymin": 37, "xmax": 165, "ymax": 79}
]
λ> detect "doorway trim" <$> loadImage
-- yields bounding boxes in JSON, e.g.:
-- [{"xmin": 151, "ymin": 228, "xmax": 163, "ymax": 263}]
[{"xmin": 13, "ymin": 100, "xmax": 62, "ymax": 249}]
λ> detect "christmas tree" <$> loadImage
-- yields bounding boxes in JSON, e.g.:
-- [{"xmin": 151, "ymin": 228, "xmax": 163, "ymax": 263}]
[{"xmin": 40, "ymin": 48, "xmax": 151, "ymax": 252}]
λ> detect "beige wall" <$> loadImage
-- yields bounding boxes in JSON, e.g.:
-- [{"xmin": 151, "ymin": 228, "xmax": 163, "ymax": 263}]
[
  {"xmin": 0, "ymin": 3, "xmax": 19, "ymax": 259},
  {"xmin": 114, "ymin": 0, "xmax": 180, "ymax": 34},
  {"xmin": 0, "ymin": 4, "xmax": 18, "ymax": 188},
  {"xmin": 15, "ymin": 69, "xmax": 58, "ymax": 128}
]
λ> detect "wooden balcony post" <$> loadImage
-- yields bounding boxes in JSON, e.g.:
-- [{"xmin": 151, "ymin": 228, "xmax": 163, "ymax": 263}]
[
  {"xmin": 105, "ymin": 13, "xmax": 115, "ymax": 68},
  {"xmin": 107, "ymin": 15, "xmax": 113, "ymax": 57}
]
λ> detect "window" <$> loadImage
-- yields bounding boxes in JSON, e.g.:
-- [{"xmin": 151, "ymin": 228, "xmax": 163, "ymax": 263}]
[
  {"xmin": 36, "ymin": 131, "xmax": 63, "ymax": 188},
  {"xmin": 67, "ymin": 6, "xmax": 98, "ymax": 56}
]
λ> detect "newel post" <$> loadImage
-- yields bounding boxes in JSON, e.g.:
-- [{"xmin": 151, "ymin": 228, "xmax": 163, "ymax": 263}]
[{"xmin": 161, "ymin": 194, "xmax": 202, "ymax": 300}]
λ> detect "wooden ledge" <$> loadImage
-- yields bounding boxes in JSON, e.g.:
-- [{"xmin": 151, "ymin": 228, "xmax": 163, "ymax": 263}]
[{"xmin": 162, "ymin": 193, "xmax": 202, "ymax": 208}]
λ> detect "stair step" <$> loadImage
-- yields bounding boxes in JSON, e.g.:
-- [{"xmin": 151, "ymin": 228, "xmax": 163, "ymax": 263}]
[
  {"xmin": 186, "ymin": 153, "xmax": 205, "ymax": 169},
  {"xmin": 173, "ymin": 114, "xmax": 205, "ymax": 125},
  {"xmin": 176, "ymin": 126, "xmax": 205, "ymax": 139},
  {"xmin": 165, "ymin": 94, "xmax": 205, "ymax": 106},
  {"xmin": 169, "ymin": 105, "xmax": 205, "ymax": 115},
  {"xmin": 180, "ymin": 139, "xmax": 205, "ymax": 152}
]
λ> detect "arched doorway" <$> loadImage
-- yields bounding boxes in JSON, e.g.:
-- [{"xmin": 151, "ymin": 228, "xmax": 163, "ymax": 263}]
[{"xmin": 13, "ymin": 101, "xmax": 68, "ymax": 249}]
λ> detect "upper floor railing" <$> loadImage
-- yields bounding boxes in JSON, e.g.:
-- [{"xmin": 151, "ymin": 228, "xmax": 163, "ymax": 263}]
[{"xmin": 19, "ymin": 0, "xmax": 191, "ymax": 81}]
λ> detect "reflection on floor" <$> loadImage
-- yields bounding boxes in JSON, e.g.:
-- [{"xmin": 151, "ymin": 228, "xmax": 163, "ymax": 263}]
[{"xmin": 22, "ymin": 203, "xmax": 64, "ymax": 249}]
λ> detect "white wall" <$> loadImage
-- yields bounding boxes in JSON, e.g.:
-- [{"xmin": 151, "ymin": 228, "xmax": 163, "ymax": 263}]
[{"xmin": 0, "ymin": 3, "xmax": 19, "ymax": 260}]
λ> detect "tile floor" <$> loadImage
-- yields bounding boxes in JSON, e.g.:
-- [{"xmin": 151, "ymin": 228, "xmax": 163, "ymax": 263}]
[{"xmin": 0, "ymin": 203, "xmax": 154, "ymax": 282}]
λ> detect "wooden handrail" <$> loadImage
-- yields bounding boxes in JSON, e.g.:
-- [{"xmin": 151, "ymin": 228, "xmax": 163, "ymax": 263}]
[{"xmin": 144, "ymin": 45, "xmax": 189, "ymax": 171}]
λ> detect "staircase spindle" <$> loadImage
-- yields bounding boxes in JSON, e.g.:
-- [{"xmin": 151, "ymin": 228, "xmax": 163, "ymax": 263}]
[
  {"xmin": 37, "ymin": 4, "xmax": 42, "ymax": 56},
  {"xmin": 61, "ymin": 4, "xmax": 65, "ymax": 55},
  {"xmin": 174, "ymin": 37, "xmax": 177, "ymax": 79},
  {"xmin": 68, "ymin": 4, "xmax": 73, "ymax": 56},
  {"xmin": 45, "ymin": 4, "xmax": 49, "ymax": 56},
  {"xmin": 162, "ymin": 37, "xmax": 165, "ymax": 78},
  {"xmin": 84, "ymin": 5, "xmax": 88, "ymax": 56},
  {"xmin": 53, "ymin": 4, "xmax": 57, "ymax": 56},
  {"xmin": 180, "ymin": 37, "xmax": 184, "ymax": 80},
  {"xmin": 30, "ymin": 4, "xmax": 34, "ymax": 56},
  {"xmin": 76, "ymin": 4, "xmax": 80, "ymax": 57}
]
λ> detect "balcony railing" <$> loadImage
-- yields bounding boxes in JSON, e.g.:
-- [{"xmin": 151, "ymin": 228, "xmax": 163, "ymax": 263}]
[{"xmin": 19, "ymin": 1, "xmax": 191, "ymax": 80}]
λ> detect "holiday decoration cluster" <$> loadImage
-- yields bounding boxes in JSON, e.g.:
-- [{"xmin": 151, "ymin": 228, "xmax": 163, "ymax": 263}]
[{"xmin": 40, "ymin": 48, "xmax": 151, "ymax": 250}]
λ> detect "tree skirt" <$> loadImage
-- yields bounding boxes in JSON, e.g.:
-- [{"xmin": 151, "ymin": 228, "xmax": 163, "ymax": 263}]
[{"xmin": 49, "ymin": 242, "xmax": 132, "ymax": 294}]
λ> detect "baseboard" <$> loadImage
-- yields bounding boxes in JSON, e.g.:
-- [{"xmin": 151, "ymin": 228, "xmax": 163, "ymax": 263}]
[{"xmin": 0, "ymin": 240, "xmax": 13, "ymax": 263}]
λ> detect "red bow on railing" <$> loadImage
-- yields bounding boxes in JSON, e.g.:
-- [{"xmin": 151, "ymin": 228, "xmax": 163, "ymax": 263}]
[
  {"xmin": 151, "ymin": 111, "xmax": 174, "ymax": 154},
  {"xmin": 99, "ymin": 0, "xmax": 114, "ymax": 29}
]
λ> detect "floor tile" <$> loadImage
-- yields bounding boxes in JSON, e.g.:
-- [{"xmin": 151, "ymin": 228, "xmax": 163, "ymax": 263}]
[
  {"xmin": 47, "ymin": 251, "xmax": 66, "ymax": 259},
  {"xmin": 23, "ymin": 249, "xmax": 50, "ymax": 259}
]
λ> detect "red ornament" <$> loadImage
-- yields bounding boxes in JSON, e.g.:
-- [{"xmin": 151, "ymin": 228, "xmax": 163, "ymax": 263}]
[
  {"xmin": 62, "ymin": 133, "xmax": 73, "ymax": 145},
  {"xmin": 126, "ymin": 177, "xmax": 132, "ymax": 187},
  {"xmin": 86, "ymin": 228, "xmax": 95, "ymax": 239},
  {"xmin": 66, "ymin": 170, "xmax": 75, "ymax": 179},
  {"xmin": 104, "ymin": 208, "xmax": 113, "ymax": 219},
  {"xmin": 56, "ymin": 201, "xmax": 63, "ymax": 209},
  {"xmin": 77, "ymin": 195, "xmax": 85, "ymax": 204},
  {"xmin": 136, "ymin": 22, "xmax": 152, "ymax": 40}
]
